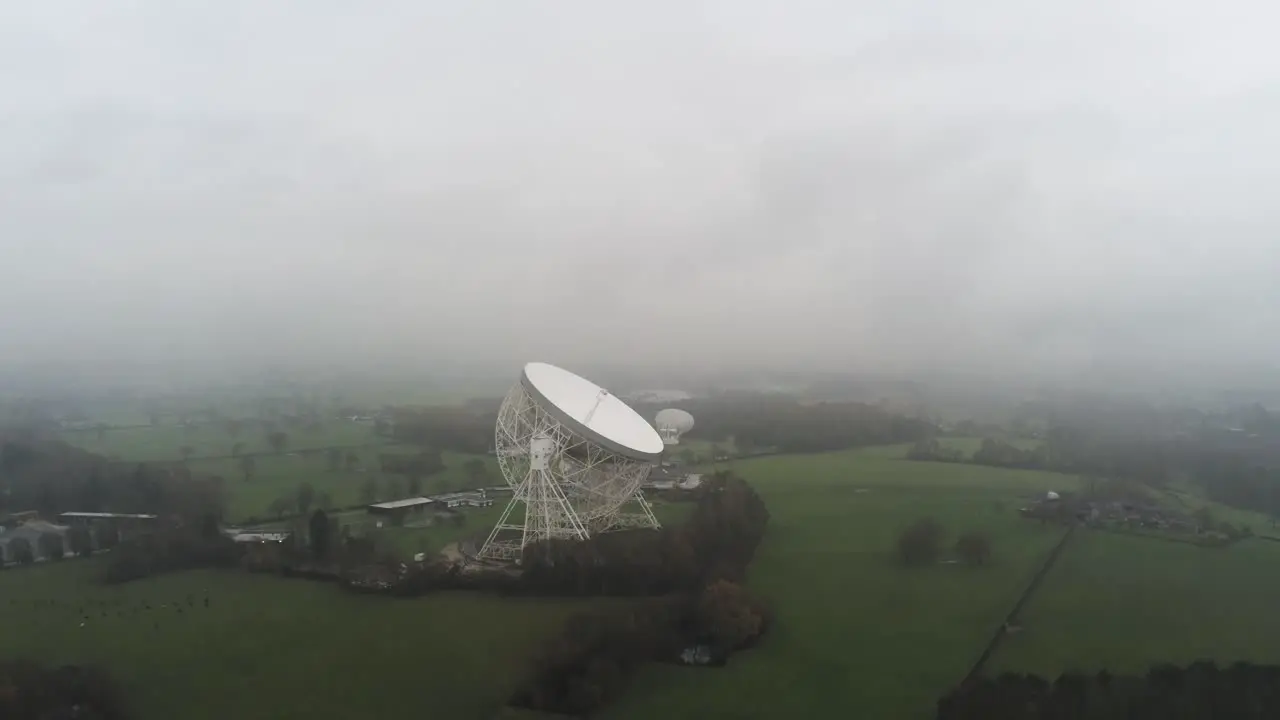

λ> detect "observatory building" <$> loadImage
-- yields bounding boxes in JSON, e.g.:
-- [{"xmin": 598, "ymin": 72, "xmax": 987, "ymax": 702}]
[{"xmin": 476, "ymin": 362, "xmax": 664, "ymax": 562}]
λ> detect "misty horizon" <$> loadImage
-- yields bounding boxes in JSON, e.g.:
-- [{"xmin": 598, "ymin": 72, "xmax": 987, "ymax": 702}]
[{"xmin": 3, "ymin": 2, "xmax": 1279, "ymax": 391}]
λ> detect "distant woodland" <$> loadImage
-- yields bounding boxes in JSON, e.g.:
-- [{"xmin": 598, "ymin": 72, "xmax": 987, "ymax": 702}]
[{"xmin": 393, "ymin": 395, "xmax": 934, "ymax": 456}]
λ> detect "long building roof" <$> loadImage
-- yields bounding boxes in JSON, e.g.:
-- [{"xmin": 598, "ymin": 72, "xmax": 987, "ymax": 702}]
[
  {"xmin": 367, "ymin": 497, "xmax": 435, "ymax": 510},
  {"xmin": 59, "ymin": 512, "xmax": 158, "ymax": 519}
]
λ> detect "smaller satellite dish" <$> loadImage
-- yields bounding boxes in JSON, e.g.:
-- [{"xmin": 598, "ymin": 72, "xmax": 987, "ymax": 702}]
[
  {"xmin": 654, "ymin": 408, "xmax": 695, "ymax": 445},
  {"xmin": 1046, "ymin": 491, "xmax": 1061, "ymax": 501}
]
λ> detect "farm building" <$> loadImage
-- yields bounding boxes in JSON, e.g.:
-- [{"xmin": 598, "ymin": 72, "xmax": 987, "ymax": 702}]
[
  {"xmin": 0, "ymin": 520, "xmax": 69, "ymax": 562},
  {"xmin": 644, "ymin": 473, "xmax": 703, "ymax": 492},
  {"xmin": 367, "ymin": 497, "xmax": 438, "ymax": 526},
  {"xmin": 59, "ymin": 512, "xmax": 158, "ymax": 521},
  {"xmin": 429, "ymin": 491, "xmax": 493, "ymax": 509},
  {"xmin": 228, "ymin": 531, "xmax": 292, "ymax": 544},
  {"xmin": 58, "ymin": 511, "xmax": 158, "ymax": 545}
]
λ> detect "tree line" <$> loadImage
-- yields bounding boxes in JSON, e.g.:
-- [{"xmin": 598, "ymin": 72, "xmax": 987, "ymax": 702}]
[
  {"xmin": 101, "ymin": 516, "xmax": 240, "ymax": 584},
  {"xmin": 0, "ymin": 660, "xmax": 128, "ymax": 719},
  {"xmin": 938, "ymin": 661, "xmax": 1280, "ymax": 719},
  {"xmin": 908, "ymin": 427, "xmax": 1280, "ymax": 522},
  {"xmin": 507, "ymin": 472, "xmax": 772, "ymax": 716},
  {"xmin": 393, "ymin": 395, "xmax": 935, "ymax": 456},
  {"xmin": 1, "ymin": 434, "xmax": 229, "ymax": 521},
  {"xmin": 632, "ymin": 395, "xmax": 935, "ymax": 454},
  {"xmin": 339, "ymin": 472, "xmax": 772, "ymax": 716}
]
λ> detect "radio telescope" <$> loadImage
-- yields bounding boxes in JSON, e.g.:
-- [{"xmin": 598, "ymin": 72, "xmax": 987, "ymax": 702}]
[
  {"xmin": 476, "ymin": 362, "xmax": 664, "ymax": 562},
  {"xmin": 654, "ymin": 408, "xmax": 695, "ymax": 445}
]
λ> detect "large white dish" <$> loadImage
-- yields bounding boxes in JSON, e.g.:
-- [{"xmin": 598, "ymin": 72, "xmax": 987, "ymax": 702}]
[
  {"xmin": 654, "ymin": 408, "xmax": 695, "ymax": 433},
  {"xmin": 521, "ymin": 362, "xmax": 664, "ymax": 460}
]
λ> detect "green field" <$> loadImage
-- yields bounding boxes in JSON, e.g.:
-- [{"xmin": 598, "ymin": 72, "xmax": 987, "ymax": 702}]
[
  {"xmin": 989, "ymin": 529, "xmax": 1280, "ymax": 675},
  {"xmin": 13, "ymin": 441, "xmax": 1272, "ymax": 719},
  {"xmin": 930, "ymin": 435, "xmax": 1042, "ymax": 457},
  {"xmin": 66, "ymin": 421, "xmax": 382, "ymax": 462},
  {"xmin": 606, "ymin": 447, "xmax": 1078, "ymax": 719},
  {"xmin": 64, "ymin": 419, "xmax": 501, "ymax": 523},
  {"xmin": 0, "ymin": 557, "xmax": 591, "ymax": 720},
  {"xmin": 197, "ymin": 450, "xmax": 500, "ymax": 523}
]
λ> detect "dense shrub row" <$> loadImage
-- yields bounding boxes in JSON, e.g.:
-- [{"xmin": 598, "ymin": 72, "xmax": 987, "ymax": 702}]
[
  {"xmin": 512, "ymin": 581, "xmax": 773, "ymax": 716},
  {"xmin": 101, "ymin": 521, "xmax": 240, "ymax": 584},
  {"xmin": 509, "ymin": 473, "xmax": 771, "ymax": 716},
  {"xmin": 0, "ymin": 660, "xmax": 128, "ymax": 719},
  {"xmin": 939, "ymin": 661, "xmax": 1280, "ymax": 719}
]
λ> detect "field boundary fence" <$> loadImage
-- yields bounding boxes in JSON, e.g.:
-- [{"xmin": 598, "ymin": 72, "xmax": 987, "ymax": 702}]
[{"xmin": 960, "ymin": 522, "xmax": 1078, "ymax": 685}]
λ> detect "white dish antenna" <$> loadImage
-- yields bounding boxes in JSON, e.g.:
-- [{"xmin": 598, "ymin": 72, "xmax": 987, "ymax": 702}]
[
  {"xmin": 654, "ymin": 408, "xmax": 695, "ymax": 445},
  {"xmin": 476, "ymin": 362, "xmax": 663, "ymax": 563},
  {"xmin": 522, "ymin": 362, "xmax": 664, "ymax": 460}
]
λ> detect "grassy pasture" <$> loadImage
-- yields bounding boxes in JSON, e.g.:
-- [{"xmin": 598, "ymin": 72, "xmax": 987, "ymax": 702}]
[
  {"xmin": 936, "ymin": 435, "xmax": 1042, "ymax": 456},
  {"xmin": 0, "ymin": 557, "xmax": 591, "ymax": 720},
  {"xmin": 606, "ymin": 448, "xmax": 1079, "ymax": 720},
  {"xmin": 196, "ymin": 449, "xmax": 501, "ymax": 523},
  {"xmin": 370, "ymin": 500, "xmax": 695, "ymax": 560},
  {"xmin": 65, "ymin": 421, "xmax": 383, "ymax": 462},
  {"xmin": 989, "ymin": 529, "xmax": 1280, "ymax": 676},
  {"xmin": 0, "ymin": 443, "xmax": 1112, "ymax": 719}
]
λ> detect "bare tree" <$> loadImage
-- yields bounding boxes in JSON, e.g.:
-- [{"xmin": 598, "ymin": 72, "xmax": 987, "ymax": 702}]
[
  {"xmin": 383, "ymin": 477, "xmax": 404, "ymax": 501},
  {"xmin": 267, "ymin": 431, "xmax": 289, "ymax": 455},
  {"xmin": 897, "ymin": 518, "xmax": 945, "ymax": 566},
  {"xmin": 359, "ymin": 477, "xmax": 378, "ymax": 505},
  {"xmin": 464, "ymin": 458, "xmax": 489, "ymax": 488},
  {"xmin": 267, "ymin": 497, "xmax": 290, "ymax": 519},
  {"xmin": 296, "ymin": 482, "xmax": 315, "ymax": 516},
  {"xmin": 239, "ymin": 454, "xmax": 256, "ymax": 482}
]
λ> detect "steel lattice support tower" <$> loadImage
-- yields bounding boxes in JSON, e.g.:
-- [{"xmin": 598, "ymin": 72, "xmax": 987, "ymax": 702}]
[{"xmin": 475, "ymin": 368, "xmax": 662, "ymax": 563}]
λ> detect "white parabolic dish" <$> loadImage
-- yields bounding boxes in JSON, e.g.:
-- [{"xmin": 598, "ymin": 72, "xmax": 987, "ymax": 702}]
[{"xmin": 521, "ymin": 362, "xmax": 664, "ymax": 461}]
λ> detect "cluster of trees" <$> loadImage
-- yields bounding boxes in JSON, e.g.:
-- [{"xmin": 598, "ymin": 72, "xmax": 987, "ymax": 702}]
[
  {"xmin": 392, "ymin": 395, "xmax": 934, "ymax": 458},
  {"xmin": 512, "ymin": 580, "xmax": 772, "ymax": 715},
  {"xmin": 325, "ymin": 447, "xmax": 361, "ymax": 472},
  {"xmin": 0, "ymin": 436, "xmax": 228, "ymax": 520},
  {"xmin": 938, "ymin": 661, "xmax": 1280, "ymax": 719},
  {"xmin": 377, "ymin": 450, "xmax": 445, "ymax": 495},
  {"xmin": 509, "ymin": 473, "xmax": 772, "ymax": 716},
  {"xmin": 263, "ymin": 482, "xmax": 332, "ymax": 521},
  {"xmin": 0, "ymin": 660, "xmax": 128, "ymax": 720},
  {"xmin": 518, "ymin": 472, "xmax": 769, "ymax": 596},
  {"xmin": 908, "ymin": 432, "xmax": 1176, "ymax": 485},
  {"xmin": 898, "ymin": 518, "xmax": 991, "ymax": 567},
  {"xmin": 101, "ymin": 519, "xmax": 239, "ymax": 584},
  {"xmin": 1190, "ymin": 455, "xmax": 1280, "ymax": 523},
  {"xmin": 906, "ymin": 438, "xmax": 966, "ymax": 463},
  {"xmin": 355, "ymin": 471, "xmax": 770, "ymax": 599},
  {"xmin": 642, "ymin": 396, "xmax": 934, "ymax": 454},
  {"xmin": 336, "ymin": 472, "xmax": 773, "ymax": 715},
  {"xmin": 391, "ymin": 407, "xmax": 493, "ymax": 454}
]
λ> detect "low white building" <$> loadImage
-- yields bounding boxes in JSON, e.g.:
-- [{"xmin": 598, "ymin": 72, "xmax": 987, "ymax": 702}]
[
  {"xmin": 0, "ymin": 520, "xmax": 70, "ymax": 562},
  {"xmin": 428, "ymin": 491, "xmax": 494, "ymax": 509},
  {"xmin": 229, "ymin": 531, "xmax": 291, "ymax": 544}
]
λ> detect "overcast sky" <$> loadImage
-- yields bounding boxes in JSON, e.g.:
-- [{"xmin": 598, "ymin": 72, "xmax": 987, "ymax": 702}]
[{"xmin": 2, "ymin": 1, "xmax": 1279, "ymax": 387}]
